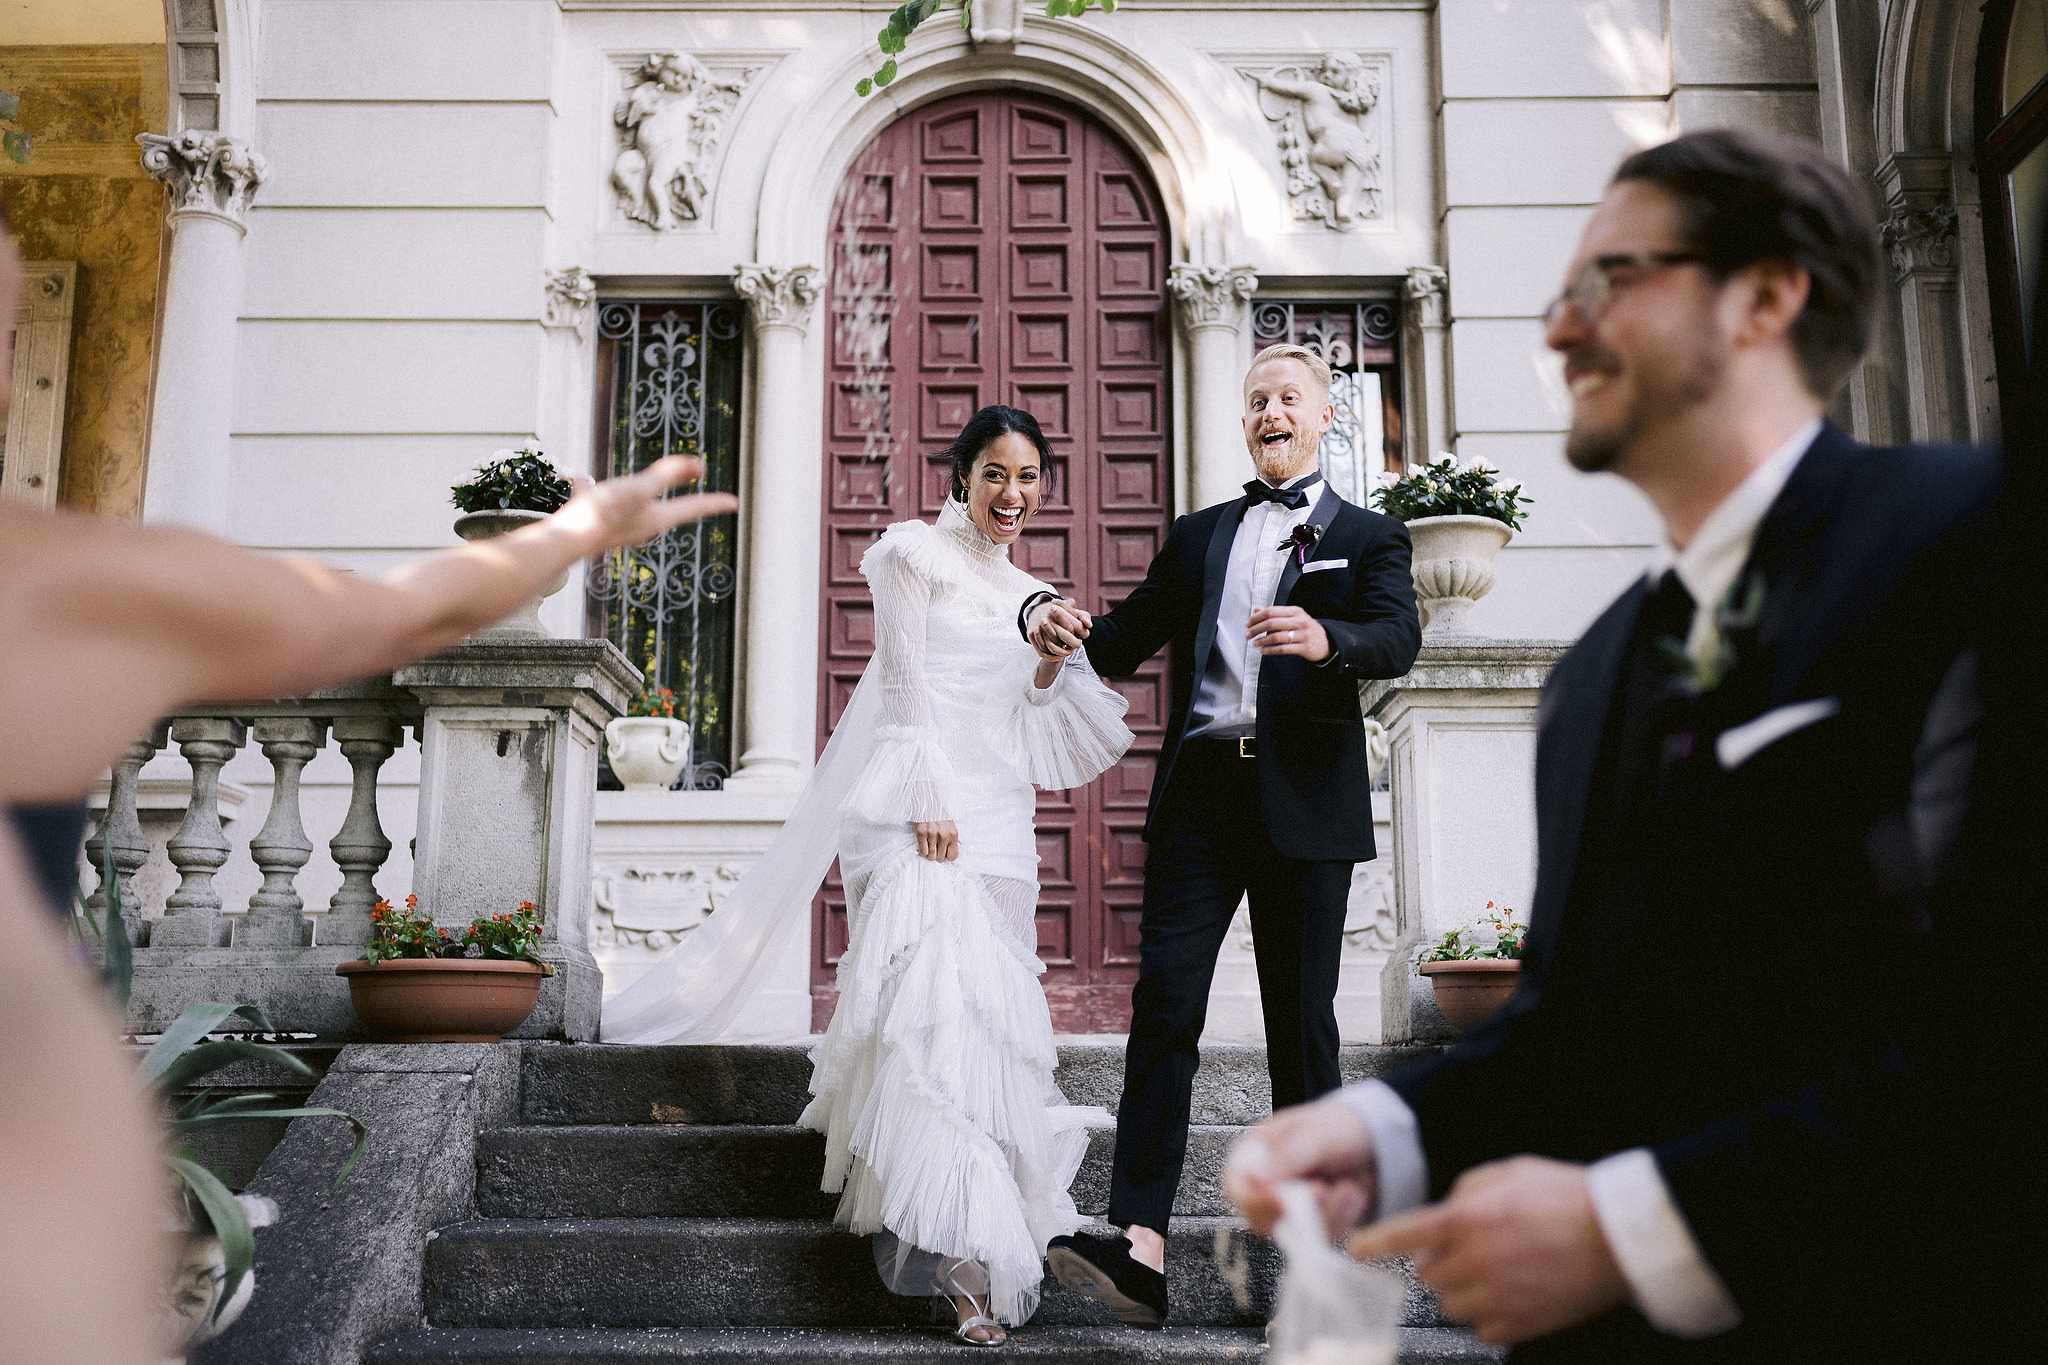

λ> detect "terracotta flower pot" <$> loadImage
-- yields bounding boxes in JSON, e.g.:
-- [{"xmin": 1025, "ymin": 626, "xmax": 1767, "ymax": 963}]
[
  {"xmin": 1418, "ymin": 958, "xmax": 1521, "ymax": 1035},
  {"xmin": 335, "ymin": 957, "xmax": 550, "ymax": 1042},
  {"xmin": 452, "ymin": 508, "xmax": 569, "ymax": 638}
]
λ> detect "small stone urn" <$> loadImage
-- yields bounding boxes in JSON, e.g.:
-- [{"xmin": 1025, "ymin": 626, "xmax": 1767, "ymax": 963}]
[
  {"xmin": 605, "ymin": 716, "xmax": 691, "ymax": 791},
  {"xmin": 1405, "ymin": 514, "xmax": 1513, "ymax": 635},
  {"xmin": 452, "ymin": 509, "xmax": 569, "ymax": 638}
]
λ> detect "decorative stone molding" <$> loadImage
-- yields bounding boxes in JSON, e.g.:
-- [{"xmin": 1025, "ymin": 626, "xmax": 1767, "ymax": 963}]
[
  {"xmin": 543, "ymin": 267, "xmax": 598, "ymax": 341},
  {"xmin": 733, "ymin": 263, "xmax": 821, "ymax": 334},
  {"xmin": 1879, "ymin": 202, "xmax": 1958, "ymax": 280},
  {"xmin": 1403, "ymin": 265, "xmax": 1448, "ymax": 328},
  {"xmin": 1236, "ymin": 52, "xmax": 1388, "ymax": 229},
  {"xmin": 592, "ymin": 863, "xmax": 747, "ymax": 952},
  {"xmin": 137, "ymin": 130, "xmax": 266, "ymax": 227},
  {"xmin": 968, "ymin": 0, "xmax": 1025, "ymax": 49},
  {"xmin": 610, "ymin": 51, "xmax": 760, "ymax": 230},
  {"xmin": 1168, "ymin": 263, "xmax": 1259, "ymax": 330}
]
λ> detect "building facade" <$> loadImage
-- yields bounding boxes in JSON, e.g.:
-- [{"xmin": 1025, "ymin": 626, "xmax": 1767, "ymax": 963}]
[{"xmin": 4, "ymin": 0, "xmax": 2038, "ymax": 1040}]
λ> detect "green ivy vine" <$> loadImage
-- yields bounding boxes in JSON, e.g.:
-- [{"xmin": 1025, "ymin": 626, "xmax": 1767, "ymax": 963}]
[{"xmin": 857, "ymin": 0, "xmax": 1120, "ymax": 97}]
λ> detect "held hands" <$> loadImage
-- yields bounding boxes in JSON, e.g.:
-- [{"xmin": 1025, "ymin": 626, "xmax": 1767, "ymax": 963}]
[
  {"xmin": 554, "ymin": 455, "xmax": 740, "ymax": 554},
  {"xmin": 1247, "ymin": 605, "xmax": 1332, "ymax": 662},
  {"xmin": 913, "ymin": 820, "xmax": 960, "ymax": 863},
  {"xmin": 1026, "ymin": 598, "xmax": 1093, "ymax": 660},
  {"xmin": 1222, "ymin": 1097, "xmax": 1379, "ymax": 1241},
  {"xmin": 1344, "ymin": 1157, "xmax": 1628, "ymax": 1347}
]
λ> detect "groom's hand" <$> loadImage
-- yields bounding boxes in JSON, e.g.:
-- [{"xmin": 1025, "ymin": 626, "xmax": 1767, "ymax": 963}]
[
  {"xmin": 1222, "ymin": 1096, "xmax": 1378, "ymax": 1240},
  {"xmin": 913, "ymin": 820, "xmax": 959, "ymax": 863},
  {"xmin": 1247, "ymin": 605, "xmax": 1332, "ymax": 662},
  {"xmin": 1027, "ymin": 599, "xmax": 1092, "ymax": 659}
]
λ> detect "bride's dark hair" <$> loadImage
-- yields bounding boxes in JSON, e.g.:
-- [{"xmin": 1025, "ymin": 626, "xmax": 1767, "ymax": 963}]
[{"xmin": 943, "ymin": 405, "xmax": 1055, "ymax": 503}]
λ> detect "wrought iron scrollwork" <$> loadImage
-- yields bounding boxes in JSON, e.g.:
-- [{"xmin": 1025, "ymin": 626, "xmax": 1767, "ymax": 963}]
[{"xmin": 1252, "ymin": 299, "xmax": 1403, "ymax": 505}]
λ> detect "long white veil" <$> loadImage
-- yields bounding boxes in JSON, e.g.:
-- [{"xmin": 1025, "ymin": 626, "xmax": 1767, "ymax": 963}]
[{"xmin": 600, "ymin": 666, "xmax": 880, "ymax": 1043}]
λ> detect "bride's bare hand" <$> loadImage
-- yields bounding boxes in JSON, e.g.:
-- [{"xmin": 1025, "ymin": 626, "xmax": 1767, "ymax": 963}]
[
  {"xmin": 913, "ymin": 821, "xmax": 960, "ymax": 863},
  {"xmin": 555, "ymin": 455, "xmax": 740, "ymax": 553}
]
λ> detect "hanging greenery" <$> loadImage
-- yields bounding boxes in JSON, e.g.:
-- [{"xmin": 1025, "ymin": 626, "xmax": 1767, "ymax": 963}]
[{"xmin": 856, "ymin": 0, "xmax": 1120, "ymax": 97}]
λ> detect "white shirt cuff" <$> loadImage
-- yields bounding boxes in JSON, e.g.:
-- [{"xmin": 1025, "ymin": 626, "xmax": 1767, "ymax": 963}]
[
  {"xmin": 1333, "ymin": 1079, "xmax": 1428, "ymax": 1219},
  {"xmin": 1585, "ymin": 1148, "xmax": 1742, "ymax": 1338}
]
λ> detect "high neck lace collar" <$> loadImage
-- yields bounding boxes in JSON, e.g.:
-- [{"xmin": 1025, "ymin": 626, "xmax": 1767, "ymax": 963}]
[{"xmin": 937, "ymin": 497, "xmax": 1010, "ymax": 564}]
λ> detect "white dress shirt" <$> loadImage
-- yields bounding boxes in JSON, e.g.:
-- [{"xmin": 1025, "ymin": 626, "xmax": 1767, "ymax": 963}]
[
  {"xmin": 1186, "ymin": 470, "xmax": 1327, "ymax": 740},
  {"xmin": 1335, "ymin": 419, "xmax": 1825, "ymax": 1341}
]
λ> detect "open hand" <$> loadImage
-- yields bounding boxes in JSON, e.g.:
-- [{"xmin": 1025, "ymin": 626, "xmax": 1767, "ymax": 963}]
[
  {"xmin": 1247, "ymin": 605, "xmax": 1331, "ymax": 662},
  {"xmin": 555, "ymin": 455, "xmax": 740, "ymax": 553},
  {"xmin": 1222, "ymin": 1096, "xmax": 1378, "ymax": 1240},
  {"xmin": 1027, "ymin": 599, "xmax": 1093, "ymax": 659},
  {"xmin": 1345, "ymin": 1156, "xmax": 1627, "ymax": 1346},
  {"xmin": 913, "ymin": 820, "xmax": 960, "ymax": 863}
]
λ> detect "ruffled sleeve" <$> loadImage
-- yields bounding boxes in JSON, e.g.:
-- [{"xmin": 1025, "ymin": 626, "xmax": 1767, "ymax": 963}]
[
  {"xmin": 984, "ymin": 647, "xmax": 1134, "ymax": 791},
  {"xmin": 844, "ymin": 524, "xmax": 958, "ymax": 824}
]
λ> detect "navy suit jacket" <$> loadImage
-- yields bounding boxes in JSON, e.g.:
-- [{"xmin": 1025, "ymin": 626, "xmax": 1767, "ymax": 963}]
[{"xmin": 1080, "ymin": 483, "xmax": 1421, "ymax": 861}]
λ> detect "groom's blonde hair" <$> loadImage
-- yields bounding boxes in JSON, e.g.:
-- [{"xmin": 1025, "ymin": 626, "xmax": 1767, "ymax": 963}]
[{"xmin": 1246, "ymin": 343, "xmax": 1333, "ymax": 395}]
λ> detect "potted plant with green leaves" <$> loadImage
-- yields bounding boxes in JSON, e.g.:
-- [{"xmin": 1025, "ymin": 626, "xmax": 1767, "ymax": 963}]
[
  {"xmin": 606, "ymin": 685, "xmax": 692, "ymax": 792},
  {"xmin": 335, "ymin": 895, "xmax": 553, "ymax": 1042},
  {"xmin": 449, "ymin": 445, "xmax": 575, "ymax": 637},
  {"xmin": 1415, "ymin": 902, "xmax": 1526, "ymax": 1035},
  {"xmin": 1373, "ymin": 455, "xmax": 1534, "ymax": 635}
]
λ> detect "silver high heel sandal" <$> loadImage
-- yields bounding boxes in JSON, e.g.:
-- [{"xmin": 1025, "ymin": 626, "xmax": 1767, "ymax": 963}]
[{"xmin": 941, "ymin": 1261, "xmax": 1006, "ymax": 1348}]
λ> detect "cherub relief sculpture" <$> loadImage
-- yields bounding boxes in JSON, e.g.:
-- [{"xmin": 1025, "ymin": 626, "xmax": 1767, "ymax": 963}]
[
  {"xmin": 1241, "ymin": 52, "xmax": 1385, "ymax": 229},
  {"xmin": 610, "ymin": 51, "xmax": 751, "ymax": 230}
]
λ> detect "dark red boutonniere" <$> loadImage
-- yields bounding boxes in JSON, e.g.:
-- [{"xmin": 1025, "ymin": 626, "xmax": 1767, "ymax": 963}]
[{"xmin": 1278, "ymin": 522, "xmax": 1324, "ymax": 566}]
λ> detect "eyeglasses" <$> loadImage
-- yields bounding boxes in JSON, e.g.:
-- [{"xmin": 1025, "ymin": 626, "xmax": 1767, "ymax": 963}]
[{"xmin": 1543, "ymin": 251, "xmax": 1706, "ymax": 330}]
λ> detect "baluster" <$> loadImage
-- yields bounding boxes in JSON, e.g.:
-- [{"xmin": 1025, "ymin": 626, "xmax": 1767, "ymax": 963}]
[
  {"xmin": 153, "ymin": 717, "xmax": 249, "ymax": 948},
  {"xmin": 237, "ymin": 717, "xmax": 328, "ymax": 946},
  {"xmin": 84, "ymin": 722, "xmax": 168, "ymax": 945},
  {"xmin": 320, "ymin": 716, "xmax": 400, "ymax": 944}
]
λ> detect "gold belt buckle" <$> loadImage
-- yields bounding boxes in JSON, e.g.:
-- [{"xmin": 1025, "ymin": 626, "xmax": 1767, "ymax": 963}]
[{"xmin": 1237, "ymin": 736, "xmax": 1256, "ymax": 759}]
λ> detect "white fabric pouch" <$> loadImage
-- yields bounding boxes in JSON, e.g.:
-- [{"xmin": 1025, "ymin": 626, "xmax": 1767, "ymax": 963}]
[{"xmin": 1268, "ymin": 1181, "xmax": 1406, "ymax": 1365}]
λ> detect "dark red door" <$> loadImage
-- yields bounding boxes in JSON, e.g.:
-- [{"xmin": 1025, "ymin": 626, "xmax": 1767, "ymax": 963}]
[{"xmin": 814, "ymin": 91, "xmax": 1173, "ymax": 1032}]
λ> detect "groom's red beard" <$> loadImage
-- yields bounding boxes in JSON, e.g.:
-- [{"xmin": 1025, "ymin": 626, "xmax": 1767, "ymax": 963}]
[{"xmin": 1247, "ymin": 427, "xmax": 1319, "ymax": 482}]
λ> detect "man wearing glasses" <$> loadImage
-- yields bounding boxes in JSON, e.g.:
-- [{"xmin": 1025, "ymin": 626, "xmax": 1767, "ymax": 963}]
[{"xmin": 1222, "ymin": 129, "xmax": 2018, "ymax": 1361}]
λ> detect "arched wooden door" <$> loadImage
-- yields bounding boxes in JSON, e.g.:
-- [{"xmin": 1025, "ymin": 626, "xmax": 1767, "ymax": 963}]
[{"xmin": 814, "ymin": 90, "xmax": 1173, "ymax": 1032}]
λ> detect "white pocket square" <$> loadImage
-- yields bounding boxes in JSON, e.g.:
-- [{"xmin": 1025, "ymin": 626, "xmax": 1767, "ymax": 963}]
[
  {"xmin": 1714, "ymin": 697, "xmax": 1841, "ymax": 770},
  {"xmin": 1302, "ymin": 559, "xmax": 1347, "ymax": 573}
]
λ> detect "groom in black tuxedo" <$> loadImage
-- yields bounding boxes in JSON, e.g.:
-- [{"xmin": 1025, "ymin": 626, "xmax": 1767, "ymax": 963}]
[
  {"xmin": 1020, "ymin": 343, "xmax": 1421, "ymax": 1325},
  {"xmin": 1223, "ymin": 129, "xmax": 2033, "ymax": 1361}
]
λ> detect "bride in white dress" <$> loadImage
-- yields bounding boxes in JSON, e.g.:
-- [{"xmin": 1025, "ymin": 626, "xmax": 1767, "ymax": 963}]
[{"xmin": 603, "ymin": 405, "xmax": 1133, "ymax": 1345}]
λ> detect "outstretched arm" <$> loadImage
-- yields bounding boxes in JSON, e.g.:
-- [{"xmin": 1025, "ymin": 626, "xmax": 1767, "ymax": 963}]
[{"xmin": 1069, "ymin": 515, "xmax": 1196, "ymax": 678}]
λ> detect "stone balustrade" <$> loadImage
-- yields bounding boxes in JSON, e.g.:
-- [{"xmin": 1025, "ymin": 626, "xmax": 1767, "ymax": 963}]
[{"xmin": 105, "ymin": 639, "xmax": 638, "ymax": 1040}]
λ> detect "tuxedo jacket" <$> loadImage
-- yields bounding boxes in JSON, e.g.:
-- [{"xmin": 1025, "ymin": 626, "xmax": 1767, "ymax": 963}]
[
  {"xmin": 1383, "ymin": 424, "xmax": 2010, "ymax": 1361},
  {"xmin": 1080, "ymin": 484, "xmax": 1421, "ymax": 861}
]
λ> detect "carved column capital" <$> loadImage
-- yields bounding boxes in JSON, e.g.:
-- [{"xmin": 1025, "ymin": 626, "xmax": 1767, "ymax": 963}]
[
  {"xmin": 1169, "ymin": 263, "xmax": 1259, "ymax": 331},
  {"xmin": 1404, "ymin": 265, "xmax": 1448, "ymax": 328},
  {"xmin": 137, "ymin": 130, "xmax": 266, "ymax": 228},
  {"xmin": 543, "ymin": 267, "xmax": 598, "ymax": 341},
  {"xmin": 1879, "ymin": 202, "xmax": 1958, "ymax": 280},
  {"xmin": 733, "ymin": 264, "xmax": 821, "ymax": 334}
]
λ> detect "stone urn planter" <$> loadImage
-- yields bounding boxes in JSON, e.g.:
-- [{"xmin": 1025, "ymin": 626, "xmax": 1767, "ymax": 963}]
[
  {"xmin": 163, "ymin": 1195, "xmax": 276, "ymax": 1353},
  {"xmin": 452, "ymin": 508, "xmax": 569, "ymax": 638},
  {"xmin": 1405, "ymin": 514, "xmax": 1513, "ymax": 635},
  {"xmin": 336, "ymin": 957, "xmax": 551, "ymax": 1042},
  {"xmin": 1418, "ymin": 958, "xmax": 1521, "ymax": 1034},
  {"xmin": 605, "ymin": 716, "xmax": 690, "ymax": 791}
]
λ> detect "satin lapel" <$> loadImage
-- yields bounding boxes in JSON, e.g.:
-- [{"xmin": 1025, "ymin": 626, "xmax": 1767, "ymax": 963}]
[
  {"xmin": 1190, "ymin": 498, "xmax": 1248, "ymax": 684},
  {"xmin": 1741, "ymin": 424, "xmax": 1858, "ymax": 704},
  {"xmin": 1277, "ymin": 484, "xmax": 1345, "ymax": 606}
]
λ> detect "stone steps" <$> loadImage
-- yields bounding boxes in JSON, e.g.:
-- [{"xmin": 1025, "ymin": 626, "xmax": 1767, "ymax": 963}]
[{"xmin": 366, "ymin": 1325, "xmax": 1500, "ymax": 1363}]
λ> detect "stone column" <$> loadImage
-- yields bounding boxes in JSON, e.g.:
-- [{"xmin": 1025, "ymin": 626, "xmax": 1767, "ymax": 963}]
[
  {"xmin": 1877, "ymin": 154, "xmax": 1975, "ymax": 443},
  {"xmin": 727, "ymin": 264, "xmax": 822, "ymax": 786},
  {"xmin": 136, "ymin": 131, "xmax": 266, "ymax": 534},
  {"xmin": 1362, "ymin": 639, "xmax": 1570, "ymax": 1042},
  {"xmin": 1402, "ymin": 266, "xmax": 1451, "ymax": 462},
  {"xmin": 538, "ymin": 267, "xmax": 600, "ymax": 636},
  {"xmin": 1168, "ymin": 264, "xmax": 1259, "ymax": 512},
  {"xmin": 395, "ymin": 639, "xmax": 639, "ymax": 1041}
]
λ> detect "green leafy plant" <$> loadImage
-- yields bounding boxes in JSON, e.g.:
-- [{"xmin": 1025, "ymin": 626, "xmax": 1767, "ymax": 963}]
[
  {"xmin": 1, "ymin": 89, "xmax": 31, "ymax": 164},
  {"xmin": 1417, "ymin": 902, "xmax": 1526, "ymax": 963},
  {"xmin": 1373, "ymin": 454, "xmax": 1534, "ymax": 531},
  {"xmin": 450, "ymin": 446, "xmax": 573, "ymax": 514},
  {"xmin": 627, "ymin": 685, "xmax": 681, "ymax": 720},
  {"xmin": 363, "ymin": 894, "xmax": 552, "ymax": 970},
  {"xmin": 855, "ymin": 1, "xmax": 1120, "ymax": 97},
  {"xmin": 147, "ymin": 1003, "xmax": 368, "ymax": 1328}
]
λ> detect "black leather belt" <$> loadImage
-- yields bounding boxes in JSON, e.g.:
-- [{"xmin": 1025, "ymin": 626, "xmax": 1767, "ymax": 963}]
[{"xmin": 1191, "ymin": 735, "xmax": 1257, "ymax": 758}]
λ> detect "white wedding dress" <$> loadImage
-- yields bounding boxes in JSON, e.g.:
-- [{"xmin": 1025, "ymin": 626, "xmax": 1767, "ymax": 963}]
[{"xmin": 603, "ymin": 498, "xmax": 1133, "ymax": 1325}]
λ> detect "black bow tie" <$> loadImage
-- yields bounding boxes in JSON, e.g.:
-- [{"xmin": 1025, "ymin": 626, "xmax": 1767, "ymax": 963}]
[{"xmin": 1244, "ymin": 477, "xmax": 1319, "ymax": 509}]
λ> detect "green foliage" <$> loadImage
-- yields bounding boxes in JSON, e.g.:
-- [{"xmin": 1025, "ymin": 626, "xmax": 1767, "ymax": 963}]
[
  {"xmin": 465, "ymin": 902, "xmax": 547, "ymax": 965},
  {"xmin": 363, "ymin": 894, "xmax": 551, "ymax": 969},
  {"xmin": 855, "ymin": 1, "xmax": 1121, "ymax": 96},
  {"xmin": 1373, "ymin": 455, "xmax": 1533, "ymax": 530},
  {"xmin": 1, "ymin": 89, "xmax": 30, "ymax": 164},
  {"xmin": 627, "ymin": 685, "xmax": 681, "ymax": 719},
  {"xmin": 1417, "ymin": 903, "xmax": 1526, "ymax": 963},
  {"xmin": 450, "ymin": 446, "xmax": 573, "ymax": 514},
  {"xmin": 147, "ymin": 1003, "xmax": 368, "ymax": 1325}
]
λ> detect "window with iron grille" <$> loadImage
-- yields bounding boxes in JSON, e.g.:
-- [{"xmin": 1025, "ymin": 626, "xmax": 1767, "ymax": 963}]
[
  {"xmin": 590, "ymin": 300, "xmax": 744, "ymax": 790},
  {"xmin": 1250, "ymin": 298, "xmax": 1403, "ymax": 506}
]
